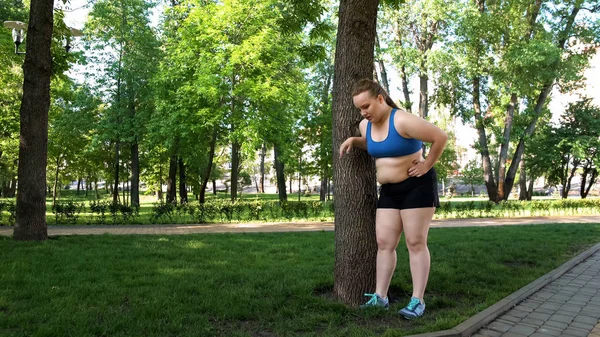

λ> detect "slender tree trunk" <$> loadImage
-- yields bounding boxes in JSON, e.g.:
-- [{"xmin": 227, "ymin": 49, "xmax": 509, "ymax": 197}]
[
  {"xmin": 95, "ymin": 179, "xmax": 99, "ymax": 199},
  {"xmin": 157, "ymin": 164, "xmax": 163, "ymax": 201},
  {"xmin": 53, "ymin": 156, "xmax": 60, "ymax": 207},
  {"xmin": 519, "ymin": 159, "xmax": 528, "ymax": 201},
  {"xmin": 497, "ymin": 93, "xmax": 517, "ymax": 201},
  {"xmin": 418, "ymin": 59, "xmax": 428, "ymax": 119},
  {"xmin": 332, "ymin": 0, "xmax": 379, "ymax": 306},
  {"xmin": 178, "ymin": 157, "xmax": 187, "ymax": 204},
  {"xmin": 131, "ymin": 142, "xmax": 140, "ymax": 207},
  {"xmin": 400, "ymin": 65, "xmax": 411, "ymax": 112},
  {"xmin": 14, "ymin": 0, "xmax": 54, "ymax": 241},
  {"xmin": 212, "ymin": 180, "xmax": 217, "ymax": 195},
  {"xmin": 581, "ymin": 167, "xmax": 598, "ymax": 199},
  {"xmin": 259, "ymin": 143, "xmax": 266, "ymax": 193},
  {"xmin": 562, "ymin": 163, "xmax": 578, "ymax": 199},
  {"xmin": 320, "ymin": 172, "xmax": 327, "ymax": 202},
  {"xmin": 273, "ymin": 145, "xmax": 287, "ymax": 201},
  {"xmin": 200, "ymin": 130, "xmax": 217, "ymax": 204},
  {"xmin": 76, "ymin": 177, "xmax": 81, "ymax": 195},
  {"xmin": 298, "ymin": 158, "xmax": 302, "ymax": 201},
  {"xmin": 231, "ymin": 142, "xmax": 240, "ymax": 201},
  {"xmin": 167, "ymin": 154, "xmax": 177, "ymax": 203},
  {"xmin": 112, "ymin": 141, "xmax": 120, "ymax": 203},
  {"xmin": 473, "ymin": 78, "xmax": 498, "ymax": 201},
  {"xmin": 527, "ymin": 179, "xmax": 533, "ymax": 201},
  {"xmin": 375, "ymin": 36, "xmax": 390, "ymax": 94}
]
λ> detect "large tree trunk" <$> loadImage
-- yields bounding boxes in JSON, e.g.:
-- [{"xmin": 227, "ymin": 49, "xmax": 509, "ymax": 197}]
[
  {"xmin": 200, "ymin": 130, "xmax": 217, "ymax": 204},
  {"xmin": 14, "ymin": 0, "xmax": 54, "ymax": 241},
  {"xmin": 273, "ymin": 145, "xmax": 287, "ymax": 201},
  {"xmin": 332, "ymin": 0, "xmax": 379, "ymax": 306},
  {"xmin": 167, "ymin": 154, "xmax": 177, "ymax": 203},
  {"xmin": 497, "ymin": 93, "xmax": 517, "ymax": 201},
  {"xmin": 131, "ymin": 141, "xmax": 140, "ymax": 207},
  {"xmin": 178, "ymin": 157, "xmax": 187, "ymax": 204}
]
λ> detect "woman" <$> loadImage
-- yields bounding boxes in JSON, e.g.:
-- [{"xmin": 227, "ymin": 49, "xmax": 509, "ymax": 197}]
[{"xmin": 339, "ymin": 79, "xmax": 447, "ymax": 319}]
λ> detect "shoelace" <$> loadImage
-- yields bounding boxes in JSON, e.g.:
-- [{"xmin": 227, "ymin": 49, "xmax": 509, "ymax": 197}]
[
  {"xmin": 364, "ymin": 293, "xmax": 379, "ymax": 305},
  {"xmin": 406, "ymin": 298, "xmax": 421, "ymax": 311}
]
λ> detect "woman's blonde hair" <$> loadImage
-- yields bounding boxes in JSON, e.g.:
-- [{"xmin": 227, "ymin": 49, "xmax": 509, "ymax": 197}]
[{"xmin": 351, "ymin": 79, "xmax": 400, "ymax": 109}]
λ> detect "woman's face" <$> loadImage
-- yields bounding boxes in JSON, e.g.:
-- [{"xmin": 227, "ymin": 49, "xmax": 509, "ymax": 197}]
[{"xmin": 353, "ymin": 91, "xmax": 385, "ymax": 123}]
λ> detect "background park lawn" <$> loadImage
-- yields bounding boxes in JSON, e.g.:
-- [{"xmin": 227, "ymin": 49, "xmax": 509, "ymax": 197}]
[{"xmin": 1, "ymin": 223, "xmax": 599, "ymax": 336}]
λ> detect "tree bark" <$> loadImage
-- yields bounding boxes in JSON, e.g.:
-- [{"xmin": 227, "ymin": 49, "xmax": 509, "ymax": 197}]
[
  {"xmin": 473, "ymin": 78, "xmax": 498, "ymax": 201},
  {"xmin": 375, "ymin": 36, "xmax": 390, "ymax": 94},
  {"xmin": 178, "ymin": 157, "xmax": 187, "ymax": 204},
  {"xmin": 200, "ymin": 130, "xmax": 217, "ymax": 204},
  {"xmin": 332, "ymin": 0, "xmax": 379, "ymax": 306},
  {"xmin": 273, "ymin": 145, "xmax": 287, "ymax": 201},
  {"xmin": 230, "ymin": 141, "xmax": 240, "ymax": 201},
  {"xmin": 497, "ymin": 93, "xmax": 517, "ymax": 201},
  {"xmin": 113, "ymin": 142, "xmax": 120, "ymax": 203},
  {"xmin": 167, "ymin": 154, "xmax": 177, "ymax": 203},
  {"xmin": 519, "ymin": 159, "xmax": 528, "ymax": 201},
  {"xmin": 14, "ymin": 0, "xmax": 54, "ymax": 241},
  {"xmin": 259, "ymin": 143, "xmax": 266, "ymax": 193},
  {"xmin": 580, "ymin": 167, "xmax": 598, "ymax": 199},
  {"xmin": 158, "ymin": 164, "xmax": 163, "ymax": 201},
  {"xmin": 52, "ymin": 156, "xmax": 60, "ymax": 207},
  {"xmin": 131, "ymin": 141, "xmax": 140, "ymax": 207}
]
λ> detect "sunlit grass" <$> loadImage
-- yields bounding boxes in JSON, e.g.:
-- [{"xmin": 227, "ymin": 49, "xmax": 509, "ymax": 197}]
[{"xmin": 1, "ymin": 223, "xmax": 599, "ymax": 336}]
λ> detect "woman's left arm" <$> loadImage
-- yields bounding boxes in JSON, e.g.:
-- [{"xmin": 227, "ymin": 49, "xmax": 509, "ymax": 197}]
[{"xmin": 398, "ymin": 112, "xmax": 448, "ymax": 177}]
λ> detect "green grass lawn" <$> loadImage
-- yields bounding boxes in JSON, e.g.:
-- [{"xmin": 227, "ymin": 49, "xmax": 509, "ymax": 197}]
[{"xmin": 1, "ymin": 223, "xmax": 599, "ymax": 336}]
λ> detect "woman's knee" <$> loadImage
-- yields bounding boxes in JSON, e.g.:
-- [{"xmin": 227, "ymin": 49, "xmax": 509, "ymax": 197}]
[
  {"xmin": 405, "ymin": 236, "xmax": 427, "ymax": 251},
  {"xmin": 377, "ymin": 235, "xmax": 399, "ymax": 251}
]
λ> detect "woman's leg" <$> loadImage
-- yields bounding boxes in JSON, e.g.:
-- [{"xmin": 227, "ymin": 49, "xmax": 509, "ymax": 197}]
[
  {"xmin": 400, "ymin": 207, "xmax": 435, "ymax": 300},
  {"xmin": 375, "ymin": 208, "xmax": 403, "ymax": 298}
]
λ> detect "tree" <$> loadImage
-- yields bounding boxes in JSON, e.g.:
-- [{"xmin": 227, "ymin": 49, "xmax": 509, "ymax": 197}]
[
  {"xmin": 13, "ymin": 0, "xmax": 56, "ymax": 241},
  {"xmin": 439, "ymin": 0, "xmax": 600, "ymax": 203},
  {"xmin": 0, "ymin": 1, "xmax": 27, "ymax": 198},
  {"xmin": 332, "ymin": 0, "xmax": 379, "ymax": 306},
  {"xmin": 85, "ymin": 0, "xmax": 160, "ymax": 207},
  {"xmin": 460, "ymin": 159, "xmax": 484, "ymax": 196}
]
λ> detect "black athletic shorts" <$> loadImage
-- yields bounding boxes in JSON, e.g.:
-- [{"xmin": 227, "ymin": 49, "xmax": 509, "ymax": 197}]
[{"xmin": 378, "ymin": 168, "xmax": 440, "ymax": 210}]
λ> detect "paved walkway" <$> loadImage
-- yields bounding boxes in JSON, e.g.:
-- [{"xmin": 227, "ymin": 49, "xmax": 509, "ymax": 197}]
[
  {"xmin": 473, "ymin": 248, "xmax": 600, "ymax": 337},
  {"xmin": 2, "ymin": 215, "xmax": 599, "ymax": 337},
  {"xmin": 0, "ymin": 215, "xmax": 598, "ymax": 236}
]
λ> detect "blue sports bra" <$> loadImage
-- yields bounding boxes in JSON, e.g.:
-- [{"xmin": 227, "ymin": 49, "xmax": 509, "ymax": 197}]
[{"xmin": 366, "ymin": 109, "xmax": 423, "ymax": 158}]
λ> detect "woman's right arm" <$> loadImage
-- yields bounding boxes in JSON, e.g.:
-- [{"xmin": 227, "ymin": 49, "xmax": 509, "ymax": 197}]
[{"xmin": 339, "ymin": 120, "xmax": 368, "ymax": 157}]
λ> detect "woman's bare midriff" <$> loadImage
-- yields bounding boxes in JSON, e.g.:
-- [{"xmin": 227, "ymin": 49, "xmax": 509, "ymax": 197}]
[{"xmin": 375, "ymin": 149, "xmax": 424, "ymax": 184}]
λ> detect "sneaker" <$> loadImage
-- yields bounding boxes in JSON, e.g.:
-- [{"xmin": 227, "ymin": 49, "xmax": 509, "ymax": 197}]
[
  {"xmin": 398, "ymin": 297, "xmax": 425, "ymax": 319},
  {"xmin": 360, "ymin": 293, "xmax": 389, "ymax": 309}
]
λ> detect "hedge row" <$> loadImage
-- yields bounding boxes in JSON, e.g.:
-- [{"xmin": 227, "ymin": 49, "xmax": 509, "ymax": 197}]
[{"xmin": 0, "ymin": 198, "xmax": 599, "ymax": 226}]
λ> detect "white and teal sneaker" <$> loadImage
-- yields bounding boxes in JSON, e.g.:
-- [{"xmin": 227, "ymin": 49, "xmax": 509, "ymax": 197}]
[
  {"xmin": 398, "ymin": 297, "xmax": 425, "ymax": 319},
  {"xmin": 360, "ymin": 293, "xmax": 389, "ymax": 309}
]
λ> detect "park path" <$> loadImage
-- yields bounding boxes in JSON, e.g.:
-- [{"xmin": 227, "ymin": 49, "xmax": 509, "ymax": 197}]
[{"xmin": 0, "ymin": 215, "xmax": 598, "ymax": 236}]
